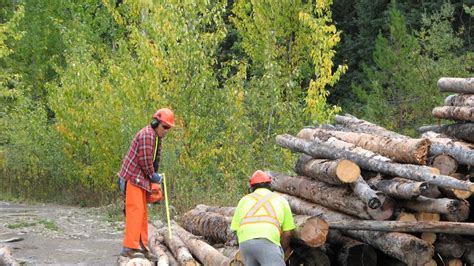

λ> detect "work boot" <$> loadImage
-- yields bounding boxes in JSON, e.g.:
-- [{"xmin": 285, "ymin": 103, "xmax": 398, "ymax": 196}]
[
  {"xmin": 120, "ymin": 247, "xmax": 145, "ymax": 259},
  {"xmin": 140, "ymin": 249, "xmax": 158, "ymax": 262}
]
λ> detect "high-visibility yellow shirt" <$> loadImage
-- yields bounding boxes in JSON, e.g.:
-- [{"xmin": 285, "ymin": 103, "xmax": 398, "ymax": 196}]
[{"xmin": 230, "ymin": 188, "xmax": 296, "ymax": 246}]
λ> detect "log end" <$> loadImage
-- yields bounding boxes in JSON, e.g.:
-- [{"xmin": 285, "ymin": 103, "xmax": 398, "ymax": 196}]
[
  {"xmin": 298, "ymin": 217, "xmax": 329, "ymax": 247},
  {"xmin": 452, "ymin": 189, "xmax": 472, "ymax": 199},
  {"xmin": 368, "ymin": 198, "xmax": 382, "ymax": 209},
  {"xmin": 420, "ymin": 232, "xmax": 437, "ymax": 244},
  {"xmin": 336, "ymin": 160, "xmax": 360, "ymax": 183},
  {"xmin": 469, "ymin": 183, "xmax": 474, "ymax": 193}
]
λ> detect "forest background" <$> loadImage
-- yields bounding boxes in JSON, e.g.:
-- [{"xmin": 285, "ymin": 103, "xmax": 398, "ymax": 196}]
[{"xmin": 0, "ymin": 0, "xmax": 472, "ymax": 215}]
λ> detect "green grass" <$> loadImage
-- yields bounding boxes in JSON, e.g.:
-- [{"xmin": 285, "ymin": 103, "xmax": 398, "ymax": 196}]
[
  {"xmin": 38, "ymin": 219, "xmax": 59, "ymax": 231},
  {"xmin": 6, "ymin": 221, "xmax": 37, "ymax": 229}
]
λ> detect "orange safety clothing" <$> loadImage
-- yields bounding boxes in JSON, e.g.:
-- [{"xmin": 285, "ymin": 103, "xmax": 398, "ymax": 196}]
[{"xmin": 123, "ymin": 181, "xmax": 149, "ymax": 249}]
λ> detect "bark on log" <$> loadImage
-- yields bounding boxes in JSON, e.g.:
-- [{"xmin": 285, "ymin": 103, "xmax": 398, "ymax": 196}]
[
  {"xmin": 216, "ymin": 246, "xmax": 244, "ymax": 266},
  {"xmin": 276, "ymin": 134, "xmax": 474, "ymax": 192},
  {"xmin": 444, "ymin": 94, "xmax": 474, "ymax": 107},
  {"xmin": 268, "ymin": 172, "xmax": 393, "ymax": 220},
  {"xmin": 195, "ymin": 204, "xmax": 235, "ymax": 216},
  {"xmin": 351, "ymin": 175, "xmax": 382, "ymax": 209},
  {"xmin": 293, "ymin": 215, "xmax": 329, "ymax": 247},
  {"xmin": 432, "ymin": 106, "xmax": 474, "ymax": 121},
  {"xmin": 434, "ymin": 234, "xmax": 465, "ymax": 259},
  {"xmin": 294, "ymin": 154, "xmax": 360, "ymax": 184},
  {"xmin": 461, "ymin": 237, "xmax": 474, "ymax": 264},
  {"xmin": 156, "ymin": 227, "xmax": 198, "ymax": 266},
  {"xmin": 118, "ymin": 257, "xmax": 152, "ymax": 266},
  {"xmin": 149, "ymin": 224, "xmax": 176, "ymax": 266},
  {"xmin": 419, "ymin": 123, "xmax": 474, "ymax": 143},
  {"xmin": 302, "ymin": 128, "xmax": 430, "ymax": 165},
  {"xmin": 420, "ymin": 184, "xmax": 442, "ymax": 198},
  {"xmin": 276, "ymin": 193, "xmax": 434, "ymax": 265},
  {"xmin": 439, "ymin": 186, "xmax": 473, "ymax": 200},
  {"xmin": 438, "ymin": 77, "xmax": 474, "ymax": 93},
  {"xmin": 421, "ymin": 131, "xmax": 474, "ymax": 165},
  {"xmin": 367, "ymin": 176, "xmax": 428, "ymax": 199},
  {"xmin": 181, "ymin": 208, "xmax": 236, "ymax": 244},
  {"xmin": 326, "ymin": 231, "xmax": 377, "ymax": 266},
  {"xmin": 0, "ymin": 245, "xmax": 19, "ymax": 266},
  {"xmin": 328, "ymin": 220, "xmax": 474, "ymax": 235},
  {"xmin": 397, "ymin": 196, "xmax": 461, "ymax": 215},
  {"xmin": 334, "ymin": 114, "xmax": 406, "ymax": 139},
  {"xmin": 172, "ymin": 222, "xmax": 231, "ymax": 266}
]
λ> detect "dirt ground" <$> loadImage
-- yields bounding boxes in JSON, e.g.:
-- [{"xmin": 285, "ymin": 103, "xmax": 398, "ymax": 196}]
[{"xmin": 0, "ymin": 201, "xmax": 125, "ymax": 265}]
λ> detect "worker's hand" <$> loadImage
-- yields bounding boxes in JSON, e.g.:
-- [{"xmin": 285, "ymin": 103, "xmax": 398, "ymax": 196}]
[{"xmin": 150, "ymin": 173, "xmax": 162, "ymax": 184}]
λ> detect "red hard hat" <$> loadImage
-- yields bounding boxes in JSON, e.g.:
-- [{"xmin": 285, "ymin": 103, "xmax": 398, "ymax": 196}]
[
  {"xmin": 153, "ymin": 108, "xmax": 175, "ymax": 127},
  {"xmin": 249, "ymin": 170, "xmax": 272, "ymax": 186}
]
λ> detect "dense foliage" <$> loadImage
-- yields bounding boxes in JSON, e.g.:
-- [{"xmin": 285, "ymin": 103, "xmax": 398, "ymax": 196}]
[{"xmin": 0, "ymin": 0, "xmax": 472, "ymax": 211}]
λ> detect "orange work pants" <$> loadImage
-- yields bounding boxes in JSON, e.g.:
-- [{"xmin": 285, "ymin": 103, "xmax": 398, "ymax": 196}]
[{"xmin": 123, "ymin": 181, "xmax": 148, "ymax": 249}]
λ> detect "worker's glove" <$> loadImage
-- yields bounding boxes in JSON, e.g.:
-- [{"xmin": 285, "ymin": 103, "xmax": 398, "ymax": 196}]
[{"xmin": 150, "ymin": 173, "xmax": 162, "ymax": 184}]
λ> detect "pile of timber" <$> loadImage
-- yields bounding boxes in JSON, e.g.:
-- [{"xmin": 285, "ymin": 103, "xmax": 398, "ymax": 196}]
[
  {"xmin": 418, "ymin": 77, "xmax": 474, "ymax": 143},
  {"xmin": 273, "ymin": 111, "xmax": 474, "ymax": 265}
]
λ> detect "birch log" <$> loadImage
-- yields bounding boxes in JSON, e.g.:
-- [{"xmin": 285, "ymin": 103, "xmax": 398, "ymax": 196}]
[
  {"xmin": 156, "ymin": 227, "xmax": 198, "ymax": 266},
  {"xmin": 419, "ymin": 123, "xmax": 474, "ymax": 143},
  {"xmin": 172, "ymin": 222, "xmax": 231, "ymax": 266},
  {"xmin": 293, "ymin": 215, "xmax": 329, "ymax": 247},
  {"xmin": 217, "ymin": 247, "xmax": 244, "ymax": 266},
  {"xmin": 434, "ymin": 234, "xmax": 465, "ymax": 259},
  {"xmin": 268, "ymin": 172, "xmax": 393, "ymax": 220},
  {"xmin": 180, "ymin": 208, "xmax": 236, "ymax": 244},
  {"xmin": 432, "ymin": 106, "xmax": 474, "ymax": 121},
  {"xmin": 430, "ymin": 154, "xmax": 458, "ymax": 175},
  {"xmin": 334, "ymin": 114, "xmax": 406, "ymax": 139},
  {"xmin": 276, "ymin": 134, "xmax": 474, "ymax": 192},
  {"xmin": 397, "ymin": 196, "xmax": 461, "ymax": 215},
  {"xmin": 351, "ymin": 176, "xmax": 383, "ymax": 209},
  {"xmin": 421, "ymin": 131, "xmax": 474, "ymax": 165},
  {"xmin": 294, "ymin": 154, "xmax": 360, "ymax": 184},
  {"xmin": 277, "ymin": 193, "xmax": 434, "ymax": 265},
  {"xmin": 0, "ymin": 245, "xmax": 19, "ymax": 266},
  {"xmin": 438, "ymin": 77, "xmax": 474, "ymax": 93},
  {"xmin": 149, "ymin": 224, "xmax": 175, "ymax": 266},
  {"xmin": 444, "ymin": 94, "xmax": 474, "ymax": 107},
  {"xmin": 367, "ymin": 176, "xmax": 427, "ymax": 199},
  {"xmin": 195, "ymin": 204, "xmax": 235, "ymax": 216}
]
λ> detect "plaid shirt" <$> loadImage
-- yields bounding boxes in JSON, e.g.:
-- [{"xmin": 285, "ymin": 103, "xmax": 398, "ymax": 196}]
[{"xmin": 118, "ymin": 125, "xmax": 161, "ymax": 192}]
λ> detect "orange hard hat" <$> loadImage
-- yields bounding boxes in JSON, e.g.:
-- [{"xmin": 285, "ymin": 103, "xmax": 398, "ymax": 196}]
[
  {"xmin": 153, "ymin": 108, "xmax": 175, "ymax": 127},
  {"xmin": 249, "ymin": 170, "xmax": 272, "ymax": 186},
  {"xmin": 147, "ymin": 183, "xmax": 163, "ymax": 203}
]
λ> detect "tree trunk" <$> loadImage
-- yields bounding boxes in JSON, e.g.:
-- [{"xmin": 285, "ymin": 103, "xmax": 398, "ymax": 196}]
[
  {"xmin": 156, "ymin": 227, "xmax": 198, "ymax": 266},
  {"xmin": 294, "ymin": 154, "xmax": 360, "ymax": 184},
  {"xmin": 397, "ymin": 196, "xmax": 462, "ymax": 215},
  {"xmin": 351, "ymin": 176, "xmax": 382, "ymax": 209},
  {"xmin": 276, "ymin": 193, "xmax": 434, "ymax": 265},
  {"xmin": 268, "ymin": 172, "xmax": 393, "ymax": 220},
  {"xmin": 149, "ymin": 224, "xmax": 177, "ymax": 266},
  {"xmin": 334, "ymin": 114, "xmax": 406, "ymax": 139},
  {"xmin": 438, "ymin": 77, "xmax": 474, "ymax": 93},
  {"xmin": 367, "ymin": 176, "xmax": 428, "ymax": 199},
  {"xmin": 180, "ymin": 208, "xmax": 236, "ymax": 244},
  {"xmin": 419, "ymin": 123, "xmax": 474, "ymax": 143},
  {"xmin": 0, "ymin": 245, "xmax": 19, "ymax": 266},
  {"xmin": 421, "ymin": 131, "xmax": 474, "ymax": 165},
  {"xmin": 293, "ymin": 215, "xmax": 329, "ymax": 247},
  {"xmin": 432, "ymin": 106, "xmax": 474, "ymax": 121},
  {"xmin": 276, "ymin": 134, "xmax": 474, "ymax": 192},
  {"xmin": 304, "ymin": 128, "xmax": 431, "ymax": 165},
  {"xmin": 172, "ymin": 222, "xmax": 231, "ymax": 266},
  {"xmin": 444, "ymin": 94, "xmax": 474, "ymax": 107},
  {"xmin": 326, "ymin": 230, "xmax": 377, "ymax": 266}
]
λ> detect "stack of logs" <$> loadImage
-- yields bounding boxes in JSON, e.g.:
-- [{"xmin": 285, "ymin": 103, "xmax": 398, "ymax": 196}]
[{"xmin": 124, "ymin": 77, "xmax": 474, "ymax": 266}]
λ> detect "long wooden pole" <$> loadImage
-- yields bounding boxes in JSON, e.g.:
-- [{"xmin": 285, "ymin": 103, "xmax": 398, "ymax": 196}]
[
  {"xmin": 163, "ymin": 173, "xmax": 172, "ymax": 240},
  {"xmin": 329, "ymin": 220, "xmax": 474, "ymax": 235}
]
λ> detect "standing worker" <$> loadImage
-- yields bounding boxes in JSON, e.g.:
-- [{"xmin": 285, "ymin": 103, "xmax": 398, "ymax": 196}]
[
  {"xmin": 117, "ymin": 108, "xmax": 175, "ymax": 260},
  {"xmin": 231, "ymin": 170, "xmax": 296, "ymax": 266}
]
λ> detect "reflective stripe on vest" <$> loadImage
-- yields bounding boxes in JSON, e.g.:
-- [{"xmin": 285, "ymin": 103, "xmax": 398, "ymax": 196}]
[{"xmin": 239, "ymin": 192, "xmax": 281, "ymax": 233}]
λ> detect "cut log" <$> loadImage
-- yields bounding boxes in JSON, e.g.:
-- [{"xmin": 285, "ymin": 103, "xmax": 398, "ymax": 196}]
[
  {"xmin": 294, "ymin": 154, "xmax": 360, "ymax": 184},
  {"xmin": 149, "ymin": 224, "xmax": 175, "ymax": 266},
  {"xmin": 421, "ymin": 131, "xmax": 474, "ymax": 166},
  {"xmin": 172, "ymin": 222, "xmax": 231, "ymax": 266},
  {"xmin": 195, "ymin": 204, "xmax": 235, "ymax": 216},
  {"xmin": 301, "ymin": 128, "xmax": 430, "ymax": 165},
  {"xmin": 433, "ymin": 106, "xmax": 474, "ymax": 121},
  {"xmin": 444, "ymin": 94, "xmax": 474, "ymax": 107},
  {"xmin": 419, "ymin": 123, "xmax": 474, "ymax": 143},
  {"xmin": 216, "ymin": 246, "xmax": 244, "ymax": 266},
  {"xmin": 180, "ymin": 208, "xmax": 236, "ymax": 244},
  {"xmin": 420, "ymin": 184, "xmax": 442, "ymax": 198},
  {"xmin": 327, "ymin": 220, "xmax": 474, "ymax": 235},
  {"xmin": 439, "ymin": 186, "xmax": 473, "ymax": 200},
  {"xmin": 334, "ymin": 114, "xmax": 406, "ymax": 139},
  {"xmin": 276, "ymin": 134, "xmax": 474, "ymax": 192},
  {"xmin": 351, "ymin": 176, "xmax": 382, "ymax": 209},
  {"xmin": 367, "ymin": 176, "xmax": 428, "ymax": 199},
  {"xmin": 0, "ymin": 245, "xmax": 19, "ymax": 266},
  {"xmin": 293, "ymin": 215, "xmax": 329, "ymax": 247},
  {"xmin": 461, "ymin": 237, "xmax": 474, "ymax": 264},
  {"xmin": 438, "ymin": 77, "xmax": 474, "ymax": 93},
  {"xmin": 268, "ymin": 172, "xmax": 393, "ymax": 220},
  {"xmin": 441, "ymin": 199, "xmax": 470, "ymax": 222},
  {"xmin": 326, "ymin": 231, "xmax": 377, "ymax": 266},
  {"xmin": 434, "ymin": 234, "xmax": 465, "ymax": 259},
  {"xmin": 118, "ymin": 257, "xmax": 152, "ymax": 266},
  {"xmin": 395, "ymin": 212, "xmax": 417, "ymax": 222},
  {"xmin": 420, "ymin": 232, "xmax": 437, "ymax": 245},
  {"xmin": 156, "ymin": 227, "xmax": 198, "ymax": 266},
  {"xmin": 415, "ymin": 212, "xmax": 440, "ymax": 222},
  {"xmin": 397, "ymin": 196, "xmax": 461, "ymax": 215},
  {"xmin": 276, "ymin": 192, "xmax": 434, "ymax": 265},
  {"xmin": 444, "ymin": 258, "xmax": 462, "ymax": 266},
  {"xmin": 430, "ymin": 154, "xmax": 458, "ymax": 175}
]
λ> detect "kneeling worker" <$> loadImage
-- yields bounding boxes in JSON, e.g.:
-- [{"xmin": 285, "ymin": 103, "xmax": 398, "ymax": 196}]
[{"xmin": 231, "ymin": 170, "xmax": 296, "ymax": 266}]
